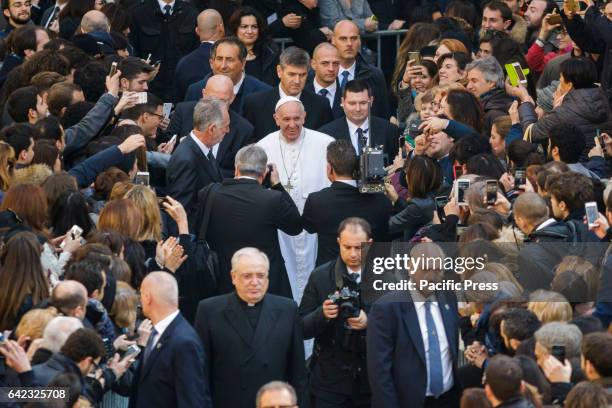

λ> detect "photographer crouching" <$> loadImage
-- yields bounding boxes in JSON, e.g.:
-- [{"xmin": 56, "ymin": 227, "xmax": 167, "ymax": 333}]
[{"xmin": 299, "ymin": 217, "xmax": 373, "ymax": 407}]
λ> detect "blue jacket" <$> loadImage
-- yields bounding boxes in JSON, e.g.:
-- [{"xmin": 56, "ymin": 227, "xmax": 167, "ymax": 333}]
[
  {"xmin": 173, "ymin": 42, "xmax": 212, "ymax": 102},
  {"xmin": 367, "ymin": 291, "xmax": 460, "ymax": 408},
  {"xmin": 68, "ymin": 146, "xmax": 125, "ymax": 188}
]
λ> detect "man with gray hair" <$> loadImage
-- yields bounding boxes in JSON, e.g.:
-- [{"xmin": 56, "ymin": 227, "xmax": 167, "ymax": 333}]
[
  {"xmin": 244, "ymin": 45, "xmax": 333, "ymax": 143},
  {"xmin": 166, "ymin": 74, "xmax": 253, "ymax": 177},
  {"xmin": 131, "ymin": 271, "xmax": 212, "ymax": 407},
  {"xmin": 166, "ymin": 97, "xmax": 229, "ymax": 229},
  {"xmin": 28, "ymin": 317, "xmax": 84, "ymax": 365},
  {"xmin": 194, "ymin": 248, "xmax": 307, "ymax": 408},
  {"xmin": 201, "ymin": 144, "xmax": 301, "ymax": 296},
  {"xmin": 466, "ymin": 56, "xmax": 514, "ymax": 136}
]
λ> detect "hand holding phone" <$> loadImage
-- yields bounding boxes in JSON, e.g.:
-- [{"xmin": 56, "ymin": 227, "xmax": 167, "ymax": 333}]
[
  {"xmin": 585, "ymin": 201, "xmax": 599, "ymax": 228},
  {"xmin": 456, "ymin": 179, "xmax": 470, "ymax": 206}
]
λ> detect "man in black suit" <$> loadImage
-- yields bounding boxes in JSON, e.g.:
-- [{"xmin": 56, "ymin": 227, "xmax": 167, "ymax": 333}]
[
  {"xmin": 367, "ymin": 243, "xmax": 461, "ymax": 408},
  {"xmin": 183, "ymin": 37, "xmax": 271, "ymax": 112},
  {"xmin": 129, "ymin": 0, "xmax": 199, "ymax": 102},
  {"xmin": 166, "ymin": 98, "xmax": 229, "ymax": 230},
  {"xmin": 166, "ymin": 74, "xmax": 252, "ymax": 178},
  {"xmin": 243, "ymin": 46, "xmax": 333, "ymax": 143},
  {"xmin": 299, "ymin": 218, "xmax": 374, "ymax": 407},
  {"xmin": 201, "ymin": 144, "xmax": 302, "ymax": 297},
  {"xmin": 302, "ymin": 139, "xmax": 391, "ymax": 266},
  {"xmin": 305, "ymin": 42, "xmax": 344, "ymax": 119},
  {"xmin": 173, "ymin": 9, "xmax": 224, "ymax": 101},
  {"xmin": 331, "ymin": 20, "xmax": 390, "ymax": 119},
  {"xmin": 130, "ymin": 271, "xmax": 212, "ymax": 408},
  {"xmin": 319, "ymin": 79, "xmax": 399, "ymax": 162},
  {"xmin": 194, "ymin": 247, "xmax": 307, "ymax": 408}
]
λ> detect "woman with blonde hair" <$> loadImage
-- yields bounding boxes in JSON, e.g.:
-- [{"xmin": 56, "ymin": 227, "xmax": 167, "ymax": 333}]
[
  {"xmin": 110, "ymin": 281, "xmax": 138, "ymax": 334},
  {"xmin": 98, "ymin": 199, "xmax": 142, "ymax": 241},
  {"xmin": 528, "ymin": 290, "xmax": 573, "ymax": 323},
  {"xmin": 125, "ymin": 185, "xmax": 162, "ymax": 261},
  {"xmin": 15, "ymin": 307, "xmax": 59, "ymax": 341}
]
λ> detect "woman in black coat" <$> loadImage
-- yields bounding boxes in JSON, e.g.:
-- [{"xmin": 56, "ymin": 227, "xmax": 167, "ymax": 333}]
[{"xmin": 229, "ymin": 7, "xmax": 280, "ymax": 86}]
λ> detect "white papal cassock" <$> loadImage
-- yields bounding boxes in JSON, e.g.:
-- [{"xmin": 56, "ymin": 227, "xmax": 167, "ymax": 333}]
[{"xmin": 257, "ymin": 128, "xmax": 333, "ymax": 303}]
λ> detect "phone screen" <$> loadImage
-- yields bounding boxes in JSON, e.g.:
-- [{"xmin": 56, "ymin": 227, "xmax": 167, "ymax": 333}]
[
  {"xmin": 586, "ymin": 202, "xmax": 599, "ymax": 226},
  {"xmin": 514, "ymin": 168, "xmax": 526, "ymax": 189},
  {"xmin": 551, "ymin": 345, "xmax": 566, "ymax": 363},
  {"xmin": 486, "ymin": 180, "xmax": 497, "ymax": 205},
  {"xmin": 456, "ymin": 180, "xmax": 470, "ymax": 205}
]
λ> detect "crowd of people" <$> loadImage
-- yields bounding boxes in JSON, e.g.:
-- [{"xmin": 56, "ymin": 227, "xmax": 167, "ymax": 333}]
[{"xmin": 0, "ymin": 0, "xmax": 611, "ymax": 407}]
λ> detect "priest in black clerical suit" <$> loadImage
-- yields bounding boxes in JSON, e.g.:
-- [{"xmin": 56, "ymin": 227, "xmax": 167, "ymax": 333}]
[{"xmin": 194, "ymin": 247, "xmax": 307, "ymax": 408}]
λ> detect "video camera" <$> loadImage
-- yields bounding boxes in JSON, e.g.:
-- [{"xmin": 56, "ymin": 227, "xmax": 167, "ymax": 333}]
[{"xmin": 358, "ymin": 145, "xmax": 386, "ymax": 194}]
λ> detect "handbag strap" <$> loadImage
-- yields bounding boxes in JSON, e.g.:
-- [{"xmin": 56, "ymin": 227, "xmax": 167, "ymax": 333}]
[{"xmin": 198, "ymin": 182, "xmax": 222, "ymax": 241}]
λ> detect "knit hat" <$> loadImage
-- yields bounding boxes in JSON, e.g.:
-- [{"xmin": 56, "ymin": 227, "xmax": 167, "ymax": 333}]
[{"xmin": 536, "ymin": 80, "xmax": 559, "ymax": 113}]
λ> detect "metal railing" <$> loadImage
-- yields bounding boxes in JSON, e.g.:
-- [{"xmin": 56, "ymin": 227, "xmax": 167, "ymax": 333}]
[{"xmin": 273, "ymin": 29, "xmax": 408, "ymax": 69}]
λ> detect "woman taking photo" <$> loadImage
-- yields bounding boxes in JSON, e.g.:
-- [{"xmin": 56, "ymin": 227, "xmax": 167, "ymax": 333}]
[
  {"xmin": 229, "ymin": 7, "xmax": 280, "ymax": 87},
  {"xmin": 396, "ymin": 59, "xmax": 438, "ymax": 126}
]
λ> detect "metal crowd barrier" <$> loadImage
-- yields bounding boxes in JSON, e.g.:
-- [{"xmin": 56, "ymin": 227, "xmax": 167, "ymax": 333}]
[{"xmin": 273, "ymin": 29, "xmax": 409, "ymax": 69}]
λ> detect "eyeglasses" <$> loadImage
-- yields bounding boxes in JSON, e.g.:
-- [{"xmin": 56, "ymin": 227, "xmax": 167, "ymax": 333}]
[{"xmin": 147, "ymin": 112, "xmax": 164, "ymax": 119}]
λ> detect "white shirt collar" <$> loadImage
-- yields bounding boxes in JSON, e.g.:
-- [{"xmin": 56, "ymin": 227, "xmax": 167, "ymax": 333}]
[
  {"xmin": 336, "ymin": 179, "xmax": 357, "ymax": 187},
  {"xmin": 157, "ymin": 0, "xmax": 175, "ymax": 13},
  {"xmin": 279, "ymin": 84, "xmax": 301, "ymax": 100},
  {"xmin": 151, "ymin": 309, "xmax": 179, "ymax": 346},
  {"xmin": 536, "ymin": 218, "xmax": 557, "ymax": 231},
  {"xmin": 347, "ymin": 117, "xmax": 369, "ymax": 137},
  {"xmin": 190, "ymin": 132, "xmax": 219, "ymax": 157},
  {"xmin": 313, "ymin": 79, "xmax": 336, "ymax": 107},
  {"xmin": 339, "ymin": 61, "xmax": 356, "ymax": 81},
  {"xmin": 236, "ymin": 176, "xmax": 257, "ymax": 181},
  {"xmin": 233, "ymin": 72, "xmax": 245, "ymax": 96}
]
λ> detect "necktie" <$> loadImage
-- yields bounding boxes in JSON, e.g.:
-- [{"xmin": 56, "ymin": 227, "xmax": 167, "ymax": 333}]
[
  {"xmin": 207, "ymin": 150, "xmax": 222, "ymax": 179},
  {"xmin": 339, "ymin": 71, "xmax": 350, "ymax": 91},
  {"xmin": 348, "ymin": 272, "xmax": 360, "ymax": 283},
  {"xmin": 143, "ymin": 327, "xmax": 158, "ymax": 364},
  {"xmin": 356, "ymin": 128, "xmax": 366, "ymax": 155},
  {"xmin": 318, "ymin": 88, "xmax": 328, "ymax": 98},
  {"xmin": 163, "ymin": 4, "xmax": 171, "ymax": 17},
  {"xmin": 45, "ymin": 6, "xmax": 59, "ymax": 28},
  {"xmin": 424, "ymin": 301, "xmax": 444, "ymax": 397}
]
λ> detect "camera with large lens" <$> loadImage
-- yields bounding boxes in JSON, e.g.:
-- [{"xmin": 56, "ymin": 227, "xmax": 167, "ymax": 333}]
[{"xmin": 328, "ymin": 287, "xmax": 361, "ymax": 320}]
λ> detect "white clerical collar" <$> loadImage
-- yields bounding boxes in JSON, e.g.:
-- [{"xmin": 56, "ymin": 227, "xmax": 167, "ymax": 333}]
[
  {"xmin": 347, "ymin": 117, "xmax": 369, "ymax": 137},
  {"xmin": 236, "ymin": 176, "xmax": 257, "ymax": 181},
  {"xmin": 233, "ymin": 72, "xmax": 245, "ymax": 95},
  {"xmin": 190, "ymin": 132, "xmax": 219, "ymax": 157},
  {"xmin": 279, "ymin": 84, "xmax": 301, "ymax": 100},
  {"xmin": 339, "ymin": 61, "xmax": 356, "ymax": 81},
  {"xmin": 279, "ymin": 129, "xmax": 305, "ymax": 145},
  {"xmin": 336, "ymin": 179, "xmax": 357, "ymax": 187},
  {"xmin": 157, "ymin": 0, "xmax": 175, "ymax": 13}
]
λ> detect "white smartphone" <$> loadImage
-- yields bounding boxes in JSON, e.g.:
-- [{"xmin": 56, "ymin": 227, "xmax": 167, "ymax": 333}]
[
  {"xmin": 60, "ymin": 224, "xmax": 83, "ymax": 248},
  {"xmin": 456, "ymin": 179, "xmax": 470, "ymax": 207},
  {"xmin": 162, "ymin": 103, "xmax": 173, "ymax": 119},
  {"xmin": 136, "ymin": 92, "xmax": 148, "ymax": 104},
  {"xmin": 168, "ymin": 134, "xmax": 177, "ymax": 145},
  {"xmin": 124, "ymin": 344, "xmax": 141, "ymax": 360},
  {"xmin": 585, "ymin": 201, "xmax": 599, "ymax": 228}
]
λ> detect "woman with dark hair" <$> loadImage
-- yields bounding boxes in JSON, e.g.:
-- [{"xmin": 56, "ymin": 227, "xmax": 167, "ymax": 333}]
[
  {"xmin": 0, "ymin": 231, "xmax": 49, "ymax": 331},
  {"xmin": 59, "ymin": 0, "xmax": 95, "ymax": 39},
  {"xmin": 437, "ymin": 52, "xmax": 470, "ymax": 86},
  {"xmin": 229, "ymin": 7, "xmax": 280, "ymax": 86},
  {"xmin": 91, "ymin": 167, "xmax": 129, "ymax": 213},
  {"xmin": 445, "ymin": 88, "xmax": 484, "ymax": 133},
  {"xmin": 392, "ymin": 23, "xmax": 440, "ymax": 94},
  {"xmin": 50, "ymin": 190, "xmax": 96, "ymax": 238},
  {"xmin": 385, "ymin": 155, "xmax": 443, "ymax": 241},
  {"xmin": 466, "ymin": 153, "xmax": 506, "ymax": 180},
  {"xmin": 32, "ymin": 139, "xmax": 61, "ymax": 173},
  {"xmin": 396, "ymin": 59, "xmax": 439, "ymax": 126}
]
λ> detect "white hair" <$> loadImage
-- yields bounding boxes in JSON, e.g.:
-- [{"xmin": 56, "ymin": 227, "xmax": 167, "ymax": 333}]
[
  {"xmin": 231, "ymin": 247, "xmax": 270, "ymax": 272},
  {"xmin": 42, "ymin": 316, "xmax": 84, "ymax": 352}
]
